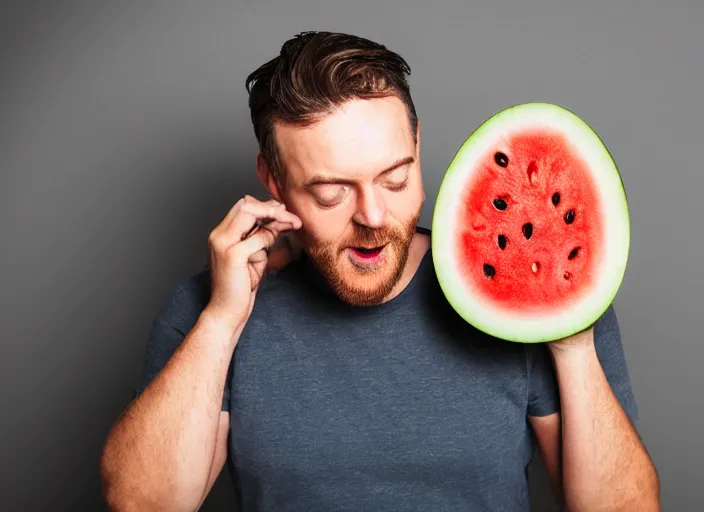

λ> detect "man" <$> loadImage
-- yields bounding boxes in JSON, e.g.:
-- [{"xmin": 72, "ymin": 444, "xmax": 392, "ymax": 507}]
[{"xmin": 100, "ymin": 31, "xmax": 659, "ymax": 511}]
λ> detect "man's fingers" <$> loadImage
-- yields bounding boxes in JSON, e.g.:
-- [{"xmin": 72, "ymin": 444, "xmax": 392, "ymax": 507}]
[
  {"xmin": 208, "ymin": 197, "xmax": 303, "ymax": 278},
  {"xmin": 250, "ymin": 248, "xmax": 270, "ymax": 264},
  {"xmin": 215, "ymin": 195, "xmax": 290, "ymax": 233},
  {"xmin": 232, "ymin": 228, "xmax": 276, "ymax": 264},
  {"xmin": 228, "ymin": 202, "xmax": 302, "ymax": 241}
]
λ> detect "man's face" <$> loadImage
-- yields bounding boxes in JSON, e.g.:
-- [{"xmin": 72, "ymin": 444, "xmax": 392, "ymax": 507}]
[{"xmin": 267, "ymin": 96, "xmax": 424, "ymax": 306}]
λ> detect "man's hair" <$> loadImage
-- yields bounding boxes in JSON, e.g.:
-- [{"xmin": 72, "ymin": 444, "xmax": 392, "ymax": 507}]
[{"xmin": 245, "ymin": 31, "xmax": 418, "ymax": 185}]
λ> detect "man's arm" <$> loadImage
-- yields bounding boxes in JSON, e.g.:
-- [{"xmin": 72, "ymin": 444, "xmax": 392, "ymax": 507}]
[
  {"xmin": 196, "ymin": 411, "xmax": 230, "ymax": 509},
  {"xmin": 100, "ymin": 310, "xmax": 240, "ymax": 512},
  {"xmin": 528, "ymin": 305, "xmax": 660, "ymax": 511},
  {"xmin": 100, "ymin": 196, "xmax": 299, "ymax": 511},
  {"xmin": 544, "ymin": 330, "xmax": 659, "ymax": 511},
  {"xmin": 529, "ymin": 413, "xmax": 564, "ymax": 508}
]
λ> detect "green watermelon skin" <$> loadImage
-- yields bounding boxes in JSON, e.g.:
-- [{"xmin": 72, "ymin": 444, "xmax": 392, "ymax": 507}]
[{"xmin": 431, "ymin": 103, "xmax": 630, "ymax": 343}]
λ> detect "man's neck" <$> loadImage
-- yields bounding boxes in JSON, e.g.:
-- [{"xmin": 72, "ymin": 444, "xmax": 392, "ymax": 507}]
[{"xmin": 382, "ymin": 230, "xmax": 431, "ymax": 303}]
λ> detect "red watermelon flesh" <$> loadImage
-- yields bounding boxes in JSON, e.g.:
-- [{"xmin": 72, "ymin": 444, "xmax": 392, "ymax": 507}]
[
  {"xmin": 458, "ymin": 129, "xmax": 606, "ymax": 315},
  {"xmin": 431, "ymin": 103, "xmax": 630, "ymax": 343}
]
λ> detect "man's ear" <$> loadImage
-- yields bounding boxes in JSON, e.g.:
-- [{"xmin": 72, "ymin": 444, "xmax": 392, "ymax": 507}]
[{"xmin": 256, "ymin": 153, "xmax": 282, "ymax": 202}]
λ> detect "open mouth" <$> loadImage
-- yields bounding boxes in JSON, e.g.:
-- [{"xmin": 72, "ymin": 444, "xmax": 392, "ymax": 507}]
[{"xmin": 350, "ymin": 245, "xmax": 385, "ymax": 259}]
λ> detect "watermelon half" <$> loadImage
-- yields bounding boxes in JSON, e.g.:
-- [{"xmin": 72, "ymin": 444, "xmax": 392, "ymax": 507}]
[{"xmin": 431, "ymin": 102, "xmax": 630, "ymax": 343}]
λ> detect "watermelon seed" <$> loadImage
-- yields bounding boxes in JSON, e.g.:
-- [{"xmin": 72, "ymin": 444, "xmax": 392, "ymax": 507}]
[
  {"xmin": 483, "ymin": 263, "xmax": 496, "ymax": 278},
  {"xmin": 498, "ymin": 234, "xmax": 507, "ymax": 250},
  {"xmin": 568, "ymin": 247, "xmax": 580, "ymax": 260},
  {"xmin": 564, "ymin": 209, "xmax": 576, "ymax": 224},
  {"xmin": 551, "ymin": 192, "xmax": 560, "ymax": 206},
  {"xmin": 532, "ymin": 262, "xmax": 540, "ymax": 273},
  {"xmin": 522, "ymin": 222, "xmax": 533, "ymax": 240},
  {"xmin": 564, "ymin": 271, "xmax": 572, "ymax": 280},
  {"xmin": 494, "ymin": 152, "xmax": 509, "ymax": 167},
  {"xmin": 527, "ymin": 161, "xmax": 538, "ymax": 183},
  {"xmin": 493, "ymin": 198, "xmax": 508, "ymax": 210}
]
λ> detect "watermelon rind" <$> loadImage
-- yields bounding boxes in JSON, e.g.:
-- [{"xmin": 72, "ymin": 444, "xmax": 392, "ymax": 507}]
[{"xmin": 431, "ymin": 102, "xmax": 630, "ymax": 343}]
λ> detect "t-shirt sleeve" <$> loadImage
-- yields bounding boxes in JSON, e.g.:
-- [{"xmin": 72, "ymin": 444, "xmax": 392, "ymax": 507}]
[
  {"xmin": 134, "ymin": 273, "xmax": 231, "ymax": 412},
  {"xmin": 526, "ymin": 342, "xmax": 561, "ymax": 417},
  {"xmin": 527, "ymin": 304, "xmax": 639, "ymax": 423}
]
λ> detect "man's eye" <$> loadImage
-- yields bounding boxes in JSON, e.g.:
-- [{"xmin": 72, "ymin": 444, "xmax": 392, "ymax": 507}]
[
  {"xmin": 386, "ymin": 178, "xmax": 409, "ymax": 191},
  {"xmin": 385, "ymin": 176, "xmax": 409, "ymax": 191},
  {"xmin": 384, "ymin": 168, "xmax": 409, "ymax": 191},
  {"xmin": 315, "ymin": 185, "xmax": 350, "ymax": 206}
]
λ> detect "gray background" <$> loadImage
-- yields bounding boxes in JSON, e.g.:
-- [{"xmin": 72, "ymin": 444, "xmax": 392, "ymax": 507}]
[{"xmin": 1, "ymin": 1, "xmax": 700, "ymax": 510}]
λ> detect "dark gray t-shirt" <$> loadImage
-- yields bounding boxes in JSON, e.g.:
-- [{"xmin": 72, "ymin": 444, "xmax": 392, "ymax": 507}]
[{"xmin": 137, "ymin": 228, "xmax": 638, "ymax": 511}]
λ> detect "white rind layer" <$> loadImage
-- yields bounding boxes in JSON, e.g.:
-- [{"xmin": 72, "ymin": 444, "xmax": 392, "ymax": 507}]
[{"xmin": 431, "ymin": 102, "xmax": 630, "ymax": 343}]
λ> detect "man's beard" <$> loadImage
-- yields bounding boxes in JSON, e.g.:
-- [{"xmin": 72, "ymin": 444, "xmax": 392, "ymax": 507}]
[{"xmin": 304, "ymin": 208, "xmax": 422, "ymax": 307}]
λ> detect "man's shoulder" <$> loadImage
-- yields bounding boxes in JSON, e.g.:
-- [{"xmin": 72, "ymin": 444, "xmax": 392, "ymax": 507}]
[
  {"xmin": 156, "ymin": 263, "xmax": 305, "ymax": 325},
  {"xmin": 249, "ymin": 260, "xmax": 312, "ymax": 318},
  {"xmin": 150, "ymin": 269, "xmax": 211, "ymax": 332}
]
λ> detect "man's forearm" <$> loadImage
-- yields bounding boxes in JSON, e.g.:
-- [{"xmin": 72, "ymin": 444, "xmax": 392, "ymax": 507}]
[
  {"xmin": 550, "ymin": 337, "xmax": 660, "ymax": 511},
  {"xmin": 100, "ymin": 310, "xmax": 241, "ymax": 511}
]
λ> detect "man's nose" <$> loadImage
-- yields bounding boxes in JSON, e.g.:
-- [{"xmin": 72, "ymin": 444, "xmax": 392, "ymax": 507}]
[{"xmin": 352, "ymin": 186, "xmax": 386, "ymax": 228}]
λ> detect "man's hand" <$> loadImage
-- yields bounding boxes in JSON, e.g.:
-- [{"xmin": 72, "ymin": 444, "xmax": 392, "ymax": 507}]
[
  {"xmin": 205, "ymin": 195, "xmax": 302, "ymax": 331},
  {"xmin": 548, "ymin": 324, "xmax": 595, "ymax": 353}
]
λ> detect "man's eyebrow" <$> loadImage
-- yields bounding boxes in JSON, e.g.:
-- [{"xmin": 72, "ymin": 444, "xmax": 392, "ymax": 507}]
[{"xmin": 303, "ymin": 156, "xmax": 415, "ymax": 187}]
